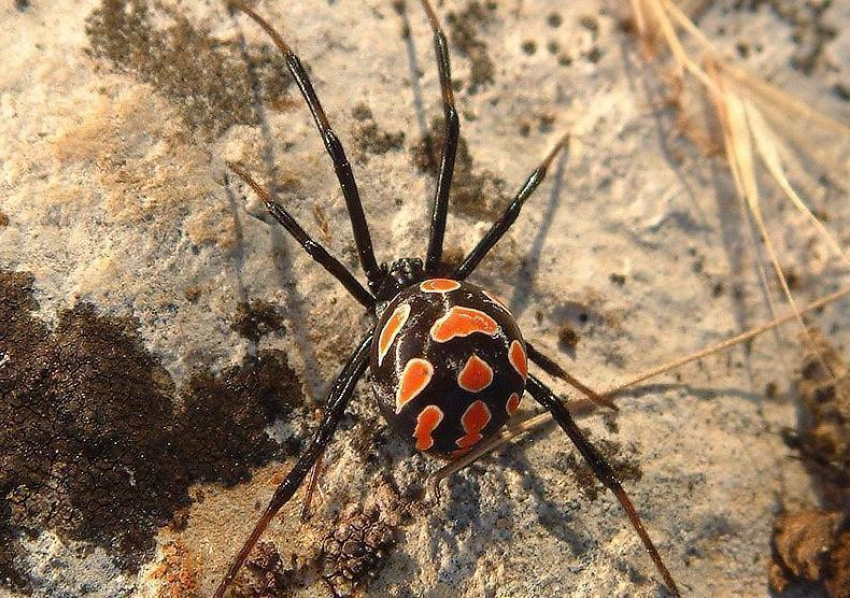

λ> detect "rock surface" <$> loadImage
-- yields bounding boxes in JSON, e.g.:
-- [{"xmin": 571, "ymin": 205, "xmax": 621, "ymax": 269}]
[{"xmin": 1, "ymin": 0, "xmax": 848, "ymax": 597}]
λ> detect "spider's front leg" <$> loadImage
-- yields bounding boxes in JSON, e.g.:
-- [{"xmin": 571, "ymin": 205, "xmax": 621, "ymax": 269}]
[
  {"xmin": 213, "ymin": 331, "xmax": 373, "ymax": 598},
  {"xmin": 525, "ymin": 375, "xmax": 682, "ymax": 597},
  {"xmin": 228, "ymin": 0, "xmax": 383, "ymax": 292},
  {"xmin": 418, "ymin": 0, "xmax": 460, "ymax": 274},
  {"xmin": 455, "ymin": 133, "xmax": 570, "ymax": 279}
]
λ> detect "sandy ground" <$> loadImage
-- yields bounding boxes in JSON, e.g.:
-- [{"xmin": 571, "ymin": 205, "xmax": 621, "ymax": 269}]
[{"xmin": 1, "ymin": 0, "xmax": 848, "ymax": 596}]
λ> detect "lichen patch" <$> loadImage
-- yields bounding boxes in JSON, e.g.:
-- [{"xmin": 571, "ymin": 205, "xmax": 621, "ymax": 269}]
[{"xmin": 0, "ymin": 270, "xmax": 304, "ymax": 592}]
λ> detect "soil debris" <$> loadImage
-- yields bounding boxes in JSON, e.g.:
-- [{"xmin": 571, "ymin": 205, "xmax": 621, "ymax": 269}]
[
  {"xmin": 240, "ymin": 541, "xmax": 296, "ymax": 598},
  {"xmin": 351, "ymin": 104, "xmax": 406, "ymax": 161},
  {"xmin": 320, "ymin": 507, "xmax": 396, "ymax": 598},
  {"xmin": 768, "ymin": 328, "xmax": 850, "ymax": 597},
  {"xmin": 768, "ymin": 510, "xmax": 849, "ymax": 598},
  {"xmin": 152, "ymin": 540, "xmax": 201, "ymax": 598},
  {"xmin": 795, "ymin": 328, "xmax": 850, "ymax": 506},
  {"xmin": 560, "ymin": 433, "xmax": 642, "ymax": 501}
]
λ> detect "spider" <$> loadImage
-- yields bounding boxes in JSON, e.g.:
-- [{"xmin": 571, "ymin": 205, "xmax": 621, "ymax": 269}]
[{"xmin": 217, "ymin": 1, "xmax": 680, "ymax": 596}]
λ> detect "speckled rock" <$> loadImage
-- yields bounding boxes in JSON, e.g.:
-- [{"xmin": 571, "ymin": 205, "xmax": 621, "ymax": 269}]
[{"xmin": 1, "ymin": 0, "xmax": 848, "ymax": 597}]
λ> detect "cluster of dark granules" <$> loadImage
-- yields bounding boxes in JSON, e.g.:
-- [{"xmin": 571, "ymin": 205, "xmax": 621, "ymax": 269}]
[
  {"xmin": 320, "ymin": 507, "xmax": 396, "ymax": 598},
  {"xmin": 0, "ymin": 270, "xmax": 303, "ymax": 592},
  {"xmin": 792, "ymin": 328, "xmax": 850, "ymax": 502},
  {"xmin": 560, "ymin": 432, "xmax": 642, "ymax": 502},
  {"xmin": 445, "ymin": 0, "xmax": 498, "ymax": 93},
  {"xmin": 769, "ymin": 328, "xmax": 849, "ymax": 597}
]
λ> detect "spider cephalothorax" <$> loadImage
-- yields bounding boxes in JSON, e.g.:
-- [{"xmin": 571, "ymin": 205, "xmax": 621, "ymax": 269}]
[
  {"xmin": 215, "ymin": 1, "xmax": 680, "ymax": 596},
  {"xmin": 371, "ymin": 279, "xmax": 526, "ymax": 457},
  {"xmin": 374, "ymin": 257, "xmax": 425, "ymax": 304}
]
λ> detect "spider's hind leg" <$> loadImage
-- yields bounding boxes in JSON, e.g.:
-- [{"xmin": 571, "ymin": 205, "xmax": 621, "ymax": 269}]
[
  {"xmin": 526, "ymin": 341, "xmax": 618, "ymax": 411},
  {"xmin": 525, "ymin": 375, "xmax": 681, "ymax": 597},
  {"xmin": 213, "ymin": 331, "xmax": 374, "ymax": 598}
]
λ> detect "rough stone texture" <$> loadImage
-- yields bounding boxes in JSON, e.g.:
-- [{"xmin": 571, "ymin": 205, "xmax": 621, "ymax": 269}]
[{"xmin": 1, "ymin": 0, "xmax": 848, "ymax": 597}]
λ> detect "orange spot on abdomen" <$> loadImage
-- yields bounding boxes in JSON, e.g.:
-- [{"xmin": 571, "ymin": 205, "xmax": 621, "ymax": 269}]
[
  {"xmin": 378, "ymin": 304, "xmax": 410, "ymax": 366},
  {"xmin": 509, "ymin": 340, "xmax": 527, "ymax": 380},
  {"xmin": 396, "ymin": 358, "xmax": 433, "ymax": 413},
  {"xmin": 413, "ymin": 405, "xmax": 444, "ymax": 451},
  {"xmin": 430, "ymin": 307, "xmax": 499, "ymax": 343},
  {"xmin": 420, "ymin": 278, "xmax": 461, "ymax": 293},
  {"xmin": 457, "ymin": 355, "xmax": 494, "ymax": 392},
  {"xmin": 456, "ymin": 400, "xmax": 492, "ymax": 449},
  {"xmin": 506, "ymin": 392, "xmax": 522, "ymax": 416}
]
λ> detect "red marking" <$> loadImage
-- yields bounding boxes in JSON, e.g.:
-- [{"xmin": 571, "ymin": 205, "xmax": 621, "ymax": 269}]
[
  {"xmin": 456, "ymin": 400, "xmax": 492, "ymax": 449},
  {"xmin": 413, "ymin": 405, "xmax": 444, "ymax": 451},
  {"xmin": 509, "ymin": 340, "xmax": 527, "ymax": 381},
  {"xmin": 430, "ymin": 307, "xmax": 499, "ymax": 343},
  {"xmin": 378, "ymin": 304, "xmax": 410, "ymax": 366},
  {"xmin": 506, "ymin": 392, "xmax": 522, "ymax": 416},
  {"xmin": 420, "ymin": 278, "xmax": 461, "ymax": 293},
  {"xmin": 396, "ymin": 358, "xmax": 433, "ymax": 413},
  {"xmin": 457, "ymin": 355, "xmax": 494, "ymax": 392}
]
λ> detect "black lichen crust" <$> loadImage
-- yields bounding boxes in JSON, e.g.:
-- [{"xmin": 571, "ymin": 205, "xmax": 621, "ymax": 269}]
[{"xmin": 0, "ymin": 270, "xmax": 303, "ymax": 592}]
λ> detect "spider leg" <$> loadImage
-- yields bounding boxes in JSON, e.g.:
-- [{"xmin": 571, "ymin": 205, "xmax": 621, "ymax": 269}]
[
  {"xmin": 525, "ymin": 375, "xmax": 681, "ymax": 597},
  {"xmin": 228, "ymin": 1, "xmax": 383, "ymax": 292},
  {"xmin": 227, "ymin": 163, "xmax": 375, "ymax": 310},
  {"xmin": 213, "ymin": 330, "xmax": 373, "ymax": 598},
  {"xmin": 526, "ymin": 342, "xmax": 618, "ymax": 411},
  {"xmin": 454, "ymin": 133, "xmax": 570, "ymax": 279},
  {"xmin": 299, "ymin": 447, "xmax": 324, "ymax": 522},
  {"xmin": 418, "ymin": 0, "xmax": 460, "ymax": 275}
]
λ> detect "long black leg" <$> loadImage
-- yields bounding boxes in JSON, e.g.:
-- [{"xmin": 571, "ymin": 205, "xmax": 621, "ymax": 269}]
[
  {"xmin": 228, "ymin": 163, "xmax": 375, "ymax": 311},
  {"xmin": 213, "ymin": 330, "xmax": 374, "ymax": 598},
  {"xmin": 526, "ymin": 342, "xmax": 618, "ymax": 411},
  {"xmin": 228, "ymin": 1, "xmax": 383, "ymax": 291},
  {"xmin": 419, "ymin": 0, "xmax": 460, "ymax": 274},
  {"xmin": 454, "ymin": 133, "xmax": 570, "ymax": 279},
  {"xmin": 525, "ymin": 375, "xmax": 681, "ymax": 597}
]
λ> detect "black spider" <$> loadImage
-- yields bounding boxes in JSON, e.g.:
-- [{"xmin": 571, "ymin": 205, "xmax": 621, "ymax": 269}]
[{"xmin": 216, "ymin": 1, "xmax": 680, "ymax": 596}]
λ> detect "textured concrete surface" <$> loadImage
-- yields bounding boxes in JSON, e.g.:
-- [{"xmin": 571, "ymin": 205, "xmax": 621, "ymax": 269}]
[{"xmin": 1, "ymin": 0, "xmax": 848, "ymax": 596}]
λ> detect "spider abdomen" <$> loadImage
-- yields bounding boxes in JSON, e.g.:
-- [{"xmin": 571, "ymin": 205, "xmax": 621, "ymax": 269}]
[{"xmin": 370, "ymin": 279, "xmax": 527, "ymax": 457}]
